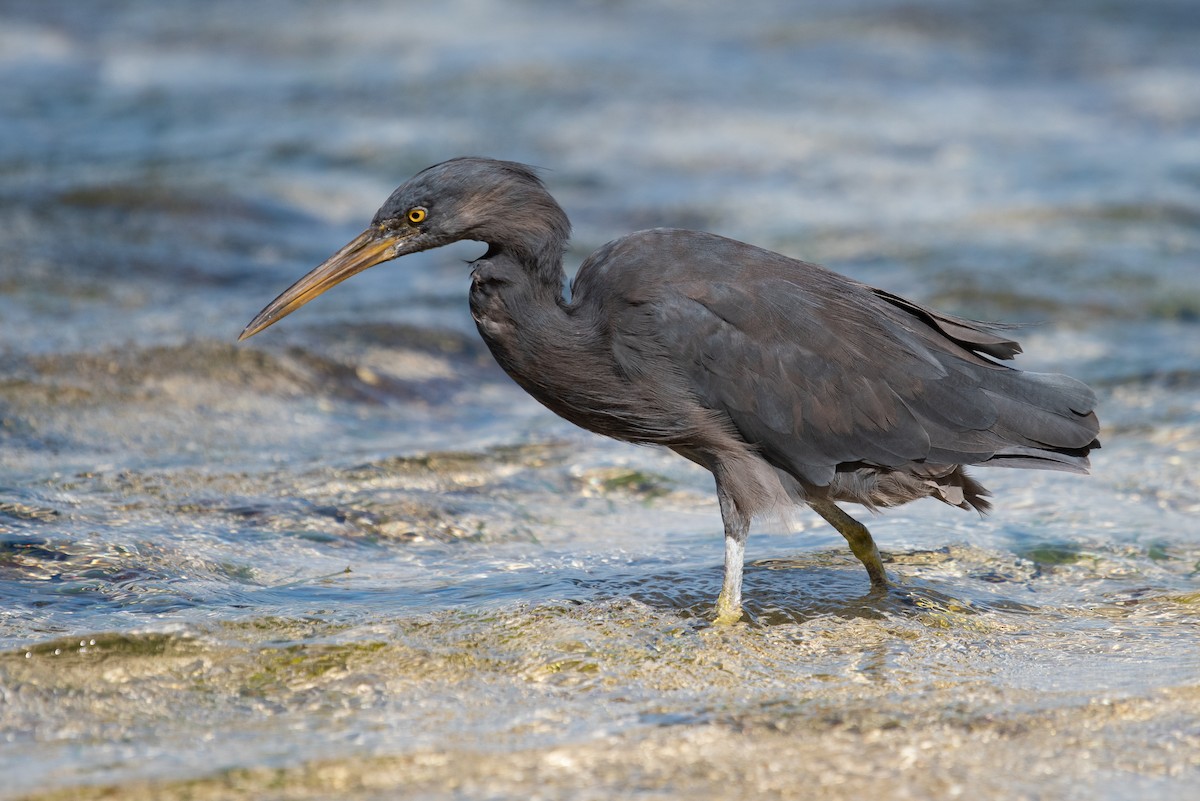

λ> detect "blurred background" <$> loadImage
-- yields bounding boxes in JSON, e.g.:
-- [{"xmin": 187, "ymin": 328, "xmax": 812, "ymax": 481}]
[{"xmin": 1, "ymin": 1, "xmax": 1198, "ymax": 799}]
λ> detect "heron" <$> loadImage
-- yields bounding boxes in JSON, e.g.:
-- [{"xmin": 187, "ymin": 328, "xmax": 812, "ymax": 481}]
[{"xmin": 240, "ymin": 157, "xmax": 1100, "ymax": 623}]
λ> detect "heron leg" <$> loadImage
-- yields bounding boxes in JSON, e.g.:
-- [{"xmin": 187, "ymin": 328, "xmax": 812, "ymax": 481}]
[
  {"xmin": 715, "ymin": 532, "xmax": 746, "ymax": 624},
  {"xmin": 714, "ymin": 489, "xmax": 749, "ymax": 624},
  {"xmin": 809, "ymin": 499, "xmax": 889, "ymax": 589}
]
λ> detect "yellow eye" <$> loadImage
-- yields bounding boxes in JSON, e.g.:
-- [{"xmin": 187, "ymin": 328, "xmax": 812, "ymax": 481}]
[{"xmin": 407, "ymin": 207, "xmax": 427, "ymax": 224}]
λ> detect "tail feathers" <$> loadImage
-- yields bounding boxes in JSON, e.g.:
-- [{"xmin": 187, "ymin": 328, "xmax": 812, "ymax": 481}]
[
  {"xmin": 990, "ymin": 369, "xmax": 1097, "ymax": 418},
  {"xmin": 985, "ymin": 446, "xmax": 1093, "ymax": 474},
  {"xmin": 985, "ymin": 389, "xmax": 1100, "ymax": 449},
  {"xmin": 980, "ymin": 368, "xmax": 1100, "ymax": 463},
  {"xmin": 915, "ymin": 364, "xmax": 1100, "ymax": 475},
  {"xmin": 875, "ymin": 286, "xmax": 1101, "ymax": 474}
]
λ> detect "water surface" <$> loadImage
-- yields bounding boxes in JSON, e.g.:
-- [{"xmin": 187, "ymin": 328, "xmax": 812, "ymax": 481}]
[{"xmin": 1, "ymin": 1, "xmax": 1198, "ymax": 798}]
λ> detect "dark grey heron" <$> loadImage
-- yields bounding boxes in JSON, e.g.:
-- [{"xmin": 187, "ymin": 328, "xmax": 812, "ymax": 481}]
[{"xmin": 240, "ymin": 157, "xmax": 1100, "ymax": 623}]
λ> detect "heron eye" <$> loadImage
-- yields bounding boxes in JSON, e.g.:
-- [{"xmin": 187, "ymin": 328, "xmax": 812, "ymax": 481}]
[{"xmin": 407, "ymin": 207, "xmax": 427, "ymax": 224}]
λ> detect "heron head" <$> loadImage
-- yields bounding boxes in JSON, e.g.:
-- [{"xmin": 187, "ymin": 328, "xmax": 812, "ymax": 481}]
[{"xmin": 239, "ymin": 157, "xmax": 566, "ymax": 341}]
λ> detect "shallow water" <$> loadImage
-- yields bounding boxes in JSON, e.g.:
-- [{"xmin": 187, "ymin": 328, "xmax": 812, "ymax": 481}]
[{"xmin": 1, "ymin": 1, "xmax": 1199, "ymax": 798}]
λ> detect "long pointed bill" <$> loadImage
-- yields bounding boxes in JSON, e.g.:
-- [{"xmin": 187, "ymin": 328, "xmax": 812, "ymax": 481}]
[{"xmin": 238, "ymin": 228, "xmax": 410, "ymax": 341}]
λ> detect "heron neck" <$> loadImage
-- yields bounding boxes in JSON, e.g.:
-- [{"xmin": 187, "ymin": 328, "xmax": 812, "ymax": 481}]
[{"xmin": 483, "ymin": 241, "xmax": 567, "ymax": 303}]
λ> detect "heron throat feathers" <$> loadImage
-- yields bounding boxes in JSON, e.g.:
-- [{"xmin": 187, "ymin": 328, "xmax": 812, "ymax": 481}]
[{"xmin": 476, "ymin": 209, "xmax": 570, "ymax": 293}]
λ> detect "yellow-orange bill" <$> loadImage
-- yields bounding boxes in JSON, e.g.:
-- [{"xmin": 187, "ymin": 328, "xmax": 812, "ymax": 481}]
[{"xmin": 238, "ymin": 228, "xmax": 405, "ymax": 341}]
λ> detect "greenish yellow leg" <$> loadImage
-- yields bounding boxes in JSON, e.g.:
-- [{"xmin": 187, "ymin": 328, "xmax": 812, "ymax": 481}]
[{"xmin": 810, "ymin": 499, "xmax": 889, "ymax": 589}]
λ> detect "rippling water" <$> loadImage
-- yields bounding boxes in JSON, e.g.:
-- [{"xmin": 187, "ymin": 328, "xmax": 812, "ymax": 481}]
[{"xmin": 1, "ymin": 1, "xmax": 1198, "ymax": 799}]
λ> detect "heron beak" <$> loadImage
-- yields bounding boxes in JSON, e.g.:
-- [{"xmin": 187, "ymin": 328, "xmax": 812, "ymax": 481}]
[{"xmin": 238, "ymin": 227, "xmax": 413, "ymax": 341}]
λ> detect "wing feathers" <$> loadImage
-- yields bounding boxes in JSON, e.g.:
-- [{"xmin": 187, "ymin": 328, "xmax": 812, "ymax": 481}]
[
  {"xmin": 871, "ymin": 288, "xmax": 1023, "ymax": 359},
  {"xmin": 588, "ymin": 230, "xmax": 1099, "ymax": 488}
]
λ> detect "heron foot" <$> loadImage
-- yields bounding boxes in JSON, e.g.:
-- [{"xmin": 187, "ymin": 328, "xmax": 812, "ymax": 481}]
[
  {"xmin": 713, "ymin": 589, "xmax": 744, "ymax": 625},
  {"xmin": 809, "ymin": 499, "xmax": 891, "ymax": 589}
]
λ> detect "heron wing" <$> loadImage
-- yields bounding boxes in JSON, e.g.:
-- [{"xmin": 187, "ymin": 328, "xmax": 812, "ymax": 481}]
[{"xmin": 584, "ymin": 230, "xmax": 1096, "ymax": 487}]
